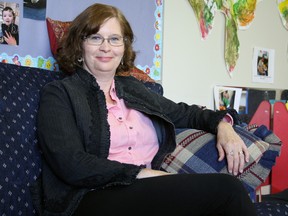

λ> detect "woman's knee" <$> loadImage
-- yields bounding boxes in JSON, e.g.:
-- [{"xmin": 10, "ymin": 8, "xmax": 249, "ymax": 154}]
[{"xmin": 217, "ymin": 174, "xmax": 248, "ymax": 194}]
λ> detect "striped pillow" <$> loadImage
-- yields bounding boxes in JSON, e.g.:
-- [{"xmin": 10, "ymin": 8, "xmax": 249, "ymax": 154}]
[{"xmin": 161, "ymin": 124, "xmax": 281, "ymax": 193}]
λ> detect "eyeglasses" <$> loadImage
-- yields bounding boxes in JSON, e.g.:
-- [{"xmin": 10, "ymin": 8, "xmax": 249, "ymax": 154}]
[{"xmin": 84, "ymin": 34, "xmax": 125, "ymax": 46}]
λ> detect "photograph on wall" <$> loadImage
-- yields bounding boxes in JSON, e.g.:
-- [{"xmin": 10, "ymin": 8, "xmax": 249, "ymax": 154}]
[
  {"xmin": 0, "ymin": 2, "xmax": 19, "ymax": 45},
  {"xmin": 24, "ymin": 0, "xmax": 47, "ymax": 20},
  {"xmin": 252, "ymin": 47, "xmax": 275, "ymax": 83},
  {"xmin": 214, "ymin": 86, "xmax": 242, "ymax": 112}
]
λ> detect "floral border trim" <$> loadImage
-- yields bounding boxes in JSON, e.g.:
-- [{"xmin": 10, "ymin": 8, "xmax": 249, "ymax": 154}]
[
  {"xmin": 0, "ymin": 53, "xmax": 59, "ymax": 71},
  {"xmin": 136, "ymin": 0, "xmax": 163, "ymax": 81},
  {"xmin": 0, "ymin": 0, "xmax": 163, "ymax": 81}
]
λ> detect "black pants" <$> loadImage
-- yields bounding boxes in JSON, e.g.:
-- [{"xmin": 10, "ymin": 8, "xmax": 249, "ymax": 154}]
[{"xmin": 73, "ymin": 173, "xmax": 257, "ymax": 216}]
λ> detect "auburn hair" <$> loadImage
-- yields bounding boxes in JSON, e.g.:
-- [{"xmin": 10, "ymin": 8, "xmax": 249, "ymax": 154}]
[{"xmin": 56, "ymin": 3, "xmax": 136, "ymax": 74}]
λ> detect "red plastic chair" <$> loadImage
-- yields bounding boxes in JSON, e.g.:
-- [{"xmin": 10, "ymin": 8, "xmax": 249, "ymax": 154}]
[{"xmin": 271, "ymin": 102, "xmax": 288, "ymax": 193}]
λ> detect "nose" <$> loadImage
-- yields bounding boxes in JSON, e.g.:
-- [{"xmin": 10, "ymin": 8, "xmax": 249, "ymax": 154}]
[{"xmin": 99, "ymin": 39, "xmax": 111, "ymax": 51}]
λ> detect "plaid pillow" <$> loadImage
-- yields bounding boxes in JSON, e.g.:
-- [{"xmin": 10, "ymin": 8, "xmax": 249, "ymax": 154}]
[{"xmin": 161, "ymin": 124, "xmax": 281, "ymax": 193}]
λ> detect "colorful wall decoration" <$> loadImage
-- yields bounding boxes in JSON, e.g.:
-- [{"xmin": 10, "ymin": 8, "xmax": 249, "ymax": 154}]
[
  {"xmin": 188, "ymin": 0, "xmax": 288, "ymax": 76},
  {"xmin": 0, "ymin": 0, "xmax": 163, "ymax": 81},
  {"xmin": 278, "ymin": 0, "xmax": 288, "ymax": 29}
]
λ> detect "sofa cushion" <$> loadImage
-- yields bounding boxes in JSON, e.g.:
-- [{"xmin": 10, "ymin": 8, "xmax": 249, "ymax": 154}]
[
  {"xmin": 161, "ymin": 124, "xmax": 282, "ymax": 194},
  {"xmin": 255, "ymin": 201, "xmax": 288, "ymax": 215},
  {"xmin": 0, "ymin": 63, "xmax": 65, "ymax": 215}
]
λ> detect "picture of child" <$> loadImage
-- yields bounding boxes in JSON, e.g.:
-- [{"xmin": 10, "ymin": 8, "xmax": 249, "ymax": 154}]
[
  {"xmin": 1, "ymin": 5, "xmax": 19, "ymax": 45},
  {"xmin": 257, "ymin": 54, "xmax": 268, "ymax": 76},
  {"xmin": 220, "ymin": 90, "xmax": 231, "ymax": 110},
  {"xmin": 216, "ymin": 87, "xmax": 242, "ymax": 112},
  {"xmin": 252, "ymin": 47, "xmax": 275, "ymax": 83}
]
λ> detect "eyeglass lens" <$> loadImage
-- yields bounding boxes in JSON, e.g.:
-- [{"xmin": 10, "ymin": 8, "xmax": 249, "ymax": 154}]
[{"xmin": 86, "ymin": 34, "xmax": 124, "ymax": 46}]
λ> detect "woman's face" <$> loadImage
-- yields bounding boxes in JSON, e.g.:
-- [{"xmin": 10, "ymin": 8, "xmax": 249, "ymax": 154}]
[
  {"xmin": 3, "ymin": 10, "xmax": 14, "ymax": 26},
  {"xmin": 82, "ymin": 17, "xmax": 125, "ymax": 78}
]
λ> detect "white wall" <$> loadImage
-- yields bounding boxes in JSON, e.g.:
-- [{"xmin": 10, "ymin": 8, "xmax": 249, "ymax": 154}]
[{"xmin": 162, "ymin": 0, "xmax": 288, "ymax": 109}]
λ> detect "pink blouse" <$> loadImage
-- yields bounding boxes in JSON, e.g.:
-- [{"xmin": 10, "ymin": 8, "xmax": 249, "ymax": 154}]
[{"xmin": 107, "ymin": 80, "xmax": 159, "ymax": 168}]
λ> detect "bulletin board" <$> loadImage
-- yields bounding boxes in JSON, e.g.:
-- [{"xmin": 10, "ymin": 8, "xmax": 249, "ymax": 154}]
[{"xmin": 0, "ymin": 0, "xmax": 163, "ymax": 81}]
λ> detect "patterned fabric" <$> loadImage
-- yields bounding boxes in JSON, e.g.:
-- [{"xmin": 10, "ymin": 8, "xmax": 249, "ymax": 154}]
[
  {"xmin": 117, "ymin": 67, "xmax": 156, "ymax": 83},
  {"xmin": 256, "ymin": 190, "xmax": 288, "ymax": 215},
  {"xmin": 255, "ymin": 201, "xmax": 288, "ymax": 215},
  {"xmin": 161, "ymin": 124, "xmax": 282, "ymax": 194},
  {"xmin": 46, "ymin": 17, "xmax": 71, "ymax": 56},
  {"xmin": 0, "ymin": 63, "xmax": 64, "ymax": 215}
]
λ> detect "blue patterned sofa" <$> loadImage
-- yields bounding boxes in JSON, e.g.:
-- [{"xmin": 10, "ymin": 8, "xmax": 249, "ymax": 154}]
[{"xmin": 0, "ymin": 62, "xmax": 287, "ymax": 215}]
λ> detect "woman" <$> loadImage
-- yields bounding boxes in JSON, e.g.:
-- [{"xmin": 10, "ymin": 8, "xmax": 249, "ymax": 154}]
[{"xmin": 31, "ymin": 3, "xmax": 257, "ymax": 216}]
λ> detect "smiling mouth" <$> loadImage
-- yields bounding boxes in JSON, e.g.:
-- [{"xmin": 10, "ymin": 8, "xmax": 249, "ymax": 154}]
[{"xmin": 97, "ymin": 57, "xmax": 113, "ymax": 62}]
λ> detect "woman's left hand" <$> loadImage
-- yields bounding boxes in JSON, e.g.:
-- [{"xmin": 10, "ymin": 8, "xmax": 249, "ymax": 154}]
[{"xmin": 216, "ymin": 121, "xmax": 249, "ymax": 176}]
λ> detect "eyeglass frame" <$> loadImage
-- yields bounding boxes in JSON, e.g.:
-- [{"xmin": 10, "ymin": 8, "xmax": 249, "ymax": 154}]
[{"xmin": 83, "ymin": 34, "xmax": 126, "ymax": 47}]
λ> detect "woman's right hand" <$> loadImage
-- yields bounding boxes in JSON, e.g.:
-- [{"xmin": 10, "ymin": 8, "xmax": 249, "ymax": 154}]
[{"xmin": 136, "ymin": 168, "xmax": 173, "ymax": 179}]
